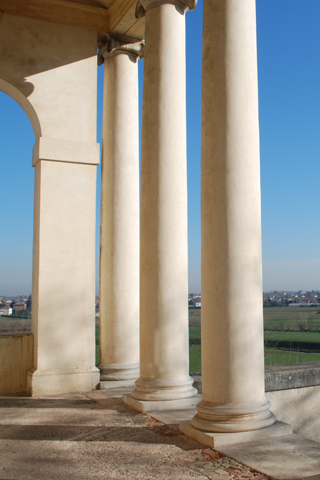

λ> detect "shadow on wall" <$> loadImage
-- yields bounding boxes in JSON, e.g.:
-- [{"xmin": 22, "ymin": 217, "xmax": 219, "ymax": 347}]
[{"xmin": 0, "ymin": 14, "xmax": 96, "ymax": 98}]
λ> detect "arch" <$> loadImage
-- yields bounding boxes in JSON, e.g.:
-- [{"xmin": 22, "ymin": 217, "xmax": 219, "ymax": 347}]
[
  {"xmin": 0, "ymin": 85, "xmax": 35, "ymax": 303},
  {"xmin": 0, "ymin": 78, "xmax": 41, "ymax": 139}
]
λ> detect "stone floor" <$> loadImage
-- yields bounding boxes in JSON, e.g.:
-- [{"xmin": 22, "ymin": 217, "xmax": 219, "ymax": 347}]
[{"xmin": 0, "ymin": 387, "xmax": 271, "ymax": 480}]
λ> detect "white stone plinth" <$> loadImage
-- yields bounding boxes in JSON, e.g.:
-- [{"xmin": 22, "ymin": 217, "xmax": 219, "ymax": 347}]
[
  {"xmin": 180, "ymin": 420, "xmax": 292, "ymax": 448},
  {"xmin": 27, "ymin": 367, "xmax": 100, "ymax": 396}
]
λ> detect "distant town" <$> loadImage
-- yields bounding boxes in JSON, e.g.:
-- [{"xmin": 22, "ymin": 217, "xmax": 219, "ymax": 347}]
[
  {"xmin": 262, "ymin": 290, "xmax": 320, "ymax": 308},
  {"xmin": 0, "ymin": 295, "xmax": 31, "ymax": 317},
  {"xmin": 1, "ymin": 290, "xmax": 320, "ymax": 317},
  {"xmin": 188, "ymin": 291, "xmax": 320, "ymax": 309}
]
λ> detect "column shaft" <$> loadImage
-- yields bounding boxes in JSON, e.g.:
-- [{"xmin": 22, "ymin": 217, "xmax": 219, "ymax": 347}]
[
  {"xmin": 192, "ymin": 0, "xmax": 275, "ymax": 432},
  {"xmin": 99, "ymin": 52, "xmax": 140, "ymax": 382},
  {"xmin": 130, "ymin": 4, "xmax": 196, "ymax": 401}
]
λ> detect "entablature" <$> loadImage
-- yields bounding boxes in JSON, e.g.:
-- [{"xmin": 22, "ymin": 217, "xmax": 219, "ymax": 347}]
[{"xmin": 0, "ymin": 0, "xmax": 145, "ymax": 43}]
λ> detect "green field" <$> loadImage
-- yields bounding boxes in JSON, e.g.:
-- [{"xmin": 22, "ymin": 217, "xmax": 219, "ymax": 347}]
[
  {"xmin": 264, "ymin": 306, "xmax": 320, "ymax": 332},
  {"xmin": 190, "ymin": 345, "xmax": 201, "ymax": 372},
  {"xmin": 264, "ymin": 348, "xmax": 320, "ymax": 366},
  {"xmin": 0, "ymin": 316, "xmax": 31, "ymax": 321},
  {"xmin": 0, "ymin": 316, "xmax": 31, "ymax": 334},
  {"xmin": 189, "ymin": 326, "xmax": 201, "ymax": 342},
  {"xmin": 95, "ymin": 307, "xmax": 320, "ymax": 370},
  {"xmin": 265, "ymin": 330, "xmax": 320, "ymax": 349},
  {"xmin": 187, "ymin": 306, "xmax": 320, "ymax": 372},
  {"xmin": 95, "ymin": 328, "xmax": 100, "ymax": 365},
  {"xmin": 2, "ymin": 306, "xmax": 320, "ymax": 371}
]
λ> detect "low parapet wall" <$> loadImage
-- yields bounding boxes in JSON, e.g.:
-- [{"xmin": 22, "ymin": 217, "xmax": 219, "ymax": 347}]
[
  {"xmin": 265, "ymin": 362, "xmax": 320, "ymax": 391},
  {"xmin": 192, "ymin": 363, "xmax": 320, "ymax": 444},
  {"xmin": 265, "ymin": 363, "xmax": 320, "ymax": 444},
  {"xmin": 0, "ymin": 334, "xmax": 33, "ymax": 395}
]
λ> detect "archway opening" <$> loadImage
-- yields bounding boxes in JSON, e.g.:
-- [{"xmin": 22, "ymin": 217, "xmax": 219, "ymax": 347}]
[{"xmin": 0, "ymin": 91, "xmax": 35, "ymax": 334}]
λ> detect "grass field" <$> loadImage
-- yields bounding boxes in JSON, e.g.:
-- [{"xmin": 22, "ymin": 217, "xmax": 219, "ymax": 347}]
[
  {"xmin": 0, "ymin": 316, "xmax": 31, "ymax": 334},
  {"xmin": 95, "ymin": 328, "xmax": 100, "ymax": 365},
  {"xmin": 264, "ymin": 348, "xmax": 320, "ymax": 366},
  {"xmin": 0, "ymin": 315, "xmax": 31, "ymax": 320},
  {"xmin": 264, "ymin": 306, "xmax": 320, "ymax": 331},
  {"xmin": 265, "ymin": 330, "xmax": 320, "ymax": 348},
  {"xmin": 187, "ymin": 306, "xmax": 320, "ymax": 372},
  {"xmin": 2, "ymin": 306, "xmax": 320, "ymax": 371},
  {"xmin": 190, "ymin": 345, "xmax": 201, "ymax": 372}
]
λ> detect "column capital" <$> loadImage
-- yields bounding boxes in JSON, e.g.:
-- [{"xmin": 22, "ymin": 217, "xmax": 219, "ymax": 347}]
[
  {"xmin": 98, "ymin": 35, "xmax": 144, "ymax": 65},
  {"xmin": 136, "ymin": 0, "xmax": 196, "ymax": 18}
]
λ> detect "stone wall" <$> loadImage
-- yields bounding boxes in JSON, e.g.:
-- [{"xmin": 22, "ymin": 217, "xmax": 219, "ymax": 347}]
[{"xmin": 0, "ymin": 334, "xmax": 33, "ymax": 394}]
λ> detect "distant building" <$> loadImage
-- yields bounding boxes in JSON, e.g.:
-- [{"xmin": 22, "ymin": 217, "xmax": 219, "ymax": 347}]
[
  {"xmin": 0, "ymin": 306, "xmax": 13, "ymax": 316},
  {"xmin": 12, "ymin": 303, "xmax": 26, "ymax": 311}
]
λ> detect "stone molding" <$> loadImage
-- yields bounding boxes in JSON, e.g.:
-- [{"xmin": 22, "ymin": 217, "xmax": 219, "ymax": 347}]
[
  {"xmin": 32, "ymin": 137, "xmax": 100, "ymax": 166},
  {"xmin": 135, "ymin": 0, "xmax": 196, "ymax": 18},
  {"xmin": 99, "ymin": 362, "xmax": 140, "ymax": 381},
  {"xmin": 131, "ymin": 375, "xmax": 197, "ymax": 401},
  {"xmin": 191, "ymin": 398, "xmax": 276, "ymax": 433},
  {"xmin": 98, "ymin": 35, "xmax": 144, "ymax": 65}
]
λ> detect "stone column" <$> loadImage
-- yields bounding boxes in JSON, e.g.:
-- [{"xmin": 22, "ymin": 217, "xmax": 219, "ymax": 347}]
[
  {"xmin": 191, "ymin": 0, "xmax": 276, "ymax": 432},
  {"xmin": 124, "ymin": 0, "xmax": 197, "ymax": 411},
  {"xmin": 98, "ymin": 37, "xmax": 143, "ymax": 386}
]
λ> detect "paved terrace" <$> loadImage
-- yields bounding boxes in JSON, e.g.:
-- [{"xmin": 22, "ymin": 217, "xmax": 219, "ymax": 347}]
[{"xmin": 0, "ymin": 387, "xmax": 320, "ymax": 480}]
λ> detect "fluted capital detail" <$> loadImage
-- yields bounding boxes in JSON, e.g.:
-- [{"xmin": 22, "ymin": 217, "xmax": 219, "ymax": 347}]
[
  {"xmin": 135, "ymin": 0, "xmax": 196, "ymax": 18},
  {"xmin": 98, "ymin": 35, "xmax": 144, "ymax": 65}
]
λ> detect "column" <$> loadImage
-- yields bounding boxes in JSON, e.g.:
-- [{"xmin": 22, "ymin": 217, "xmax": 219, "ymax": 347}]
[
  {"xmin": 124, "ymin": 0, "xmax": 197, "ymax": 410},
  {"xmin": 191, "ymin": 0, "xmax": 276, "ymax": 432},
  {"xmin": 98, "ymin": 37, "xmax": 143, "ymax": 386}
]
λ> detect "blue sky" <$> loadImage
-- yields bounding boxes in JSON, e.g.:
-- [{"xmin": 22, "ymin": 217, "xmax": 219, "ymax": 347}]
[{"xmin": 1, "ymin": 0, "xmax": 320, "ymax": 295}]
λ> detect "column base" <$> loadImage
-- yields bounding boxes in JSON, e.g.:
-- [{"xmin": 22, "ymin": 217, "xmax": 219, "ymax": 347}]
[
  {"xmin": 191, "ymin": 398, "xmax": 276, "ymax": 433},
  {"xmin": 180, "ymin": 420, "xmax": 292, "ymax": 448},
  {"xmin": 27, "ymin": 367, "xmax": 100, "ymax": 396},
  {"xmin": 99, "ymin": 379, "xmax": 136, "ymax": 389},
  {"xmin": 123, "ymin": 393, "xmax": 200, "ymax": 413},
  {"xmin": 98, "ymin": 362, "xmax": 140, "ymax": 381},
  {"xmin": 130, "ymin": 375, "xmax": 197, "ymax": 401}
]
